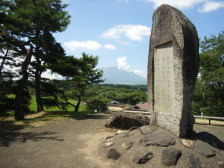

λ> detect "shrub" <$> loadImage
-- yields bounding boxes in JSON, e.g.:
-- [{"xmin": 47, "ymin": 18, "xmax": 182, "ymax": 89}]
[{"xmin": 86, "ymin": 99, "xmax": 108, "ymax": 113}]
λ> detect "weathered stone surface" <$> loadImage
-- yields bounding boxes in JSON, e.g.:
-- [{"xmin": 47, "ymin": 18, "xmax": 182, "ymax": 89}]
[
  {"xmin": 107, "ymin": 149, "xmax": 121, "ymax": 160},
  {"xmin": 196, "ymin": 140, "xmax": 216, "ymax": 157},
  {"xmin": 128, "ymin": 126, "xmax": 139, "ymax": 131},
  {"xmin": 133, "ymin": 151, "xmax": 153, "ymax": 164},
  {"xmin": 105, "ymin": 141, "xmax": 114, "ymax": 147},
  {"xmin": 121, "ymin": 141, "xmax": 133, "ymax": 150},
  {"xmin": 217, "ymin": 161, "xmax": 224, "ymax": 168},
  {"xmin": 119, "ymin": 133, "xmax": 129, "ymax": 138},
  {"xmin": 105, "ymin": 112, "xmax": 150, "ymax": 129},
  {"xmin": 182, "ymin": 139, "xmax": 194, "ymax": 149},
  {"xmin": 161, "ymin": 148, "xmax": 181, "ymax": 166},
  {"xmin": 139, "ymin": 130, "xmax": 175, "ymax": 147},
  {"xmin": 187, "ymin": 154, "xmax": 202, "ymax": 168},
  {"xmin": 147, "ymin": 4, "xmax": 199, "ymax": 138},
  {"xmin": 139, "ymin": 126, "xmax": 157, "ymax": 135}
]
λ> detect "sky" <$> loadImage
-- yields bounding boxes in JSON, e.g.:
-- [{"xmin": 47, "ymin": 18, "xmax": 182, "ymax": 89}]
[{"xmin": 53, "ymin": 0, "xmax": 224, "ymax": 79}]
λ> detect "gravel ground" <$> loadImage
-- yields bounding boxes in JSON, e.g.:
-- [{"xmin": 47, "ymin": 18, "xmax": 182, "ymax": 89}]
[{"xmin": 0, "ymin": 114, "xmax": 223, "ymax": 168}]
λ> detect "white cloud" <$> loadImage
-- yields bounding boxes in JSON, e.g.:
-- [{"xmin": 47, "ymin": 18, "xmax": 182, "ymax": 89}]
[
  {"xmin": 117, "ymin": 56, "xmax": 147, "ymax": 78},
  {"xmin": 199, "ymin": 1, "xmax": 224, "ymax": 12},
  {"xmin": 143, "ymin": 0, "xmax": 205, "ymax": 9},
  {"xmin": 104, "ymin": 44, "xmax": 117, "ymax": 50},
  {"xmin": 64, "ymin": 41, "xmax": 118, "ymax": 51},
  {"xmin": 63, "ymin": 40, "xmax": 102, "ymax": 51},
  {"xmin": 102, "ymin": 24, "xmax": 151, "ymax": 41},
  {"xmin": 117, "ymin": 56, "xmax": 131, "ymax": 71},
  {"xmin": 42, "ymin": 69, "xmax": 64, "ymax": 80}
]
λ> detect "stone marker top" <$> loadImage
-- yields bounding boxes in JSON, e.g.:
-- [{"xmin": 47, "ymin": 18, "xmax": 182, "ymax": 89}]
[{"xmin": 148, "ymin": 4, "xmax": 199, "ymax": 138}]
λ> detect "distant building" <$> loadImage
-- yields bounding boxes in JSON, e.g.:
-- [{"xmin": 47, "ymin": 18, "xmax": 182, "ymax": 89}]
[{"xmin": 134, "ymin": 102, "xmax": 150, "ymax": 111}]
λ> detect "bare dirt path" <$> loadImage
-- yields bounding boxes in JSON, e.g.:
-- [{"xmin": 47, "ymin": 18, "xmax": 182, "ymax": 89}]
[
  {"xmin": 0, "ymin": 114, "xmax": 223, "ymax": 168},
  {"xmin": 0, "ymin": 114, "xmax": 120, "ymax": 168}
]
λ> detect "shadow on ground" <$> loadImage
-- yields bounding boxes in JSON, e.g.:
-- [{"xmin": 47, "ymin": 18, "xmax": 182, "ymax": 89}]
[
  {"xmin": 0, "ymin": 121, "xmax": 63, "ymax": 147},
  {"xmin": 41, "ymin": 111, "xmax": 110, "ymax": 120},
  {"xmin": 75, "ymin": 114, "xmax": 109, "ymax": 120},
  {"xmin": 193, "ymin": 131, "xmax": 224, "ymax": 150}
]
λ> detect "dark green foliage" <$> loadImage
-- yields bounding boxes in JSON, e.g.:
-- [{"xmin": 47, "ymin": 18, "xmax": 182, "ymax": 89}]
[
  {"xmin": 54, "ymin": 81, "xmax": 147, "ymax": 106},
  {"xmin": 55, "ymin": 53, "xmax": 104, "ymax": 112},
  {"xmin": 0, "ymin": 0, "xmax": 70, "ymax": 119},
  {"xmin": 192, "ymin": 31, "xmax": 224, "ymax": 117},
  {"xmin": 85, "ymin": 84, "xmax": 147, "ymax": 105},
  {"xmin": 86, "ymin": 99, "xmax": 108, "ymax": 113}
]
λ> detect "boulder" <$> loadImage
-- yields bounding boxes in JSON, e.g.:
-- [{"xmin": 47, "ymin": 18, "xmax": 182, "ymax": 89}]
[
  {"xmin": 105, "ymin": 141, "xmax": 114, "ymax": 147},
  {"xmin": 121, "ymin": 141, "xmax": 133, "ymax": 150},
  {"xmin": 139, "ymin": 130, "xmax": 175, "ymax": 147},
  {"xmin": 139, "ymin": 126, "xmax": 157, "ymax": 135},
  {"xmin": 133, "ymin": 151, "xmax": 153, "ymax": 164},
  {"xmin": 161, "ymin": 148, "xmax": 181, "ymax": 166},
  {"xmin": 187, "ymin": 154, "xmax": 202, "ymax": 168},
  {"xmin": 196, "ymin": 140, "xmax": 216, "ymax": 157},
  {"xmin": 107, "ymin": 148, "xmax": 121, "ymax": 160}
]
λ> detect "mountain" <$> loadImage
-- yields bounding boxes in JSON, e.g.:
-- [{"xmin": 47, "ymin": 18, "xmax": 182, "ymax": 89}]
[{"xmin": 102, "ymin": 67, "xmax": 147, "ymax": 85}]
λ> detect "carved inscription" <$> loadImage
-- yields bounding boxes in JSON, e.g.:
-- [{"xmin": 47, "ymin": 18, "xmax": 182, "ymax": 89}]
[{"xmin": 154, "ymin": 42, "xmax": 175, "ymax": 115}]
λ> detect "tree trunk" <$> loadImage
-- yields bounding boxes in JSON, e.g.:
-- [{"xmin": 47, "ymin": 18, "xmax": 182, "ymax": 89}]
[
  {"xmin": 0, "ymin": 49, "xmax": 9, "ymax": 77},
  {"xmin": 14, "ymin": 46, "xmax": 33, "ymax": 121},
  {"xmin": 75, "ymin": 96, "xmax": 81, "ymax": 112},
  {"xmin": 35, "ymin": 50, "xmax": 44, "ymax": 112}
]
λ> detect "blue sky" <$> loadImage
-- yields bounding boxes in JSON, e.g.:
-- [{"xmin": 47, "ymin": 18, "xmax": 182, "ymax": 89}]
[{"xmin": 54, "ymin": 0, "xmax": 224, "ymax": 79}]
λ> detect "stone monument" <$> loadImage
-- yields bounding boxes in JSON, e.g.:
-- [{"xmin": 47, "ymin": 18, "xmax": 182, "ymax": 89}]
[{"xmin": 147, "ymin": 4, "xmax": 199, "ymax": 138}]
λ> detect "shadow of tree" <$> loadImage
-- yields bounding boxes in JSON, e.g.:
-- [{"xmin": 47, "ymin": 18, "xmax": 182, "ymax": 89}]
[
  {"xmin": 75, "ymin": 114, "xmax": 110, "ymax": 120},
  {"xmin": 193, "ymin": 131, "xmax": 224, "ymax": 150},
  {"xmin": 0, "ymin": 121, "xmax": 63, "ymax": 147}
]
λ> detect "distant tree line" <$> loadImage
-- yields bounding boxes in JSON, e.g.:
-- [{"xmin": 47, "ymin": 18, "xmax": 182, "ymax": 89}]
[{"xmin": 53, "ymin": 82, "xmax": 148, "ymax": 105}]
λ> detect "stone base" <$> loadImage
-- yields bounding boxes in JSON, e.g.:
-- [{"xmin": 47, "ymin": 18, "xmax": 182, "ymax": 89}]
[
  {"xmin": 155, "ymin": 112, "xmax": 181, "ymax": 137},
  {"xmin": 153, "ymin": 112, "xmax": 194, "ymax": 138}
]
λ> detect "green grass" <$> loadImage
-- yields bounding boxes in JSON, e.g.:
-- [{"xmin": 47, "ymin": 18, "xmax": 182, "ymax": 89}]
[
  {"xmin": 4, "ymin": 95, "xmax": 88, "ymax": 120},
  {"xmin": 29, "ymin": 96, "xmax": 86, "ymax": 112}
]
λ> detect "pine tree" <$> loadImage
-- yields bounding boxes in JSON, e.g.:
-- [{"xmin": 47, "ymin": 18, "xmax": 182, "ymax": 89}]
[{"xmin": 0, "ymin": 0, "xmax": 70, "ymax": 120}]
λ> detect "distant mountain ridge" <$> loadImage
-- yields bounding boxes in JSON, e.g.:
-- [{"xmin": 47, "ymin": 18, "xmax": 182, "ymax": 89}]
[{"xmin": 102, "ymin": 67, "xmax": 147, "ymax": 85}]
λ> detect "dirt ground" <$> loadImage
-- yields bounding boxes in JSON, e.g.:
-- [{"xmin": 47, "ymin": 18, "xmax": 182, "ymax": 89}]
[{"xmin": 0, "ymin": 113, "xmax": 223, "ymax": 168}]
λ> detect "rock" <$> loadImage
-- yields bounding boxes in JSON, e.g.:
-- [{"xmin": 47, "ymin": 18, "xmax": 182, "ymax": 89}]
[
  {"xmin": 187, "ymin": 154, "xmax": 202, "ymax": 168},
  {"xmin": 106, "ymin": 136, "xmax": 114, "ymax": 140},
  {"xmin": 119, "ymin": 133, "xmax": 129, "ymax": 138},
  {"xmin": 196, "ymin": 140, "xmax": 216, "ymax": 157},
  {"xmin": 139, "ymin": 126, "xmax": 157, "ymax": 135},
  {"xmin": 139, "ymin": 130, "xmax": 175, "ymax": 147},
  {"xmin": 105, "ymin": 141, "xmax": 114, "ymax": 147},
  {"xmin": 105, "ymin": 112, "xmax": 150, "ymax": 129},
  {"xmin": 107, "ymin": 138, "xmax": 114, "ymax": 142},
  {"xmin": 107, "ymin": 149, "xmax": 121, "ymax": 160},
  {"xmin": 128, "ymin": 126, "xmax": 139, "ymax": 131},
  {"xmin": 182, "ymin": 139, "xmax": 194, "ymax": 149},
  {"xmin": 133, "ymin": 151, "xmax": 153, "ymax": 164},
  {"xmin": 217, "ymin": 161, "xmax": 224, "ymax": 168},
  {"xmin": 161, "ymin": 148, "xmax": 181, "ymax": 166},
  {"xmin": 116, "ymin": 130, "xmax": 125, "ymax": 134},
  {"xmin": 148, "ymin": 4, "xmax": 199, "ymax": 138},
  {"xmin": 121, "ymin": 142, "xmax": 133, "ymax": 150}
]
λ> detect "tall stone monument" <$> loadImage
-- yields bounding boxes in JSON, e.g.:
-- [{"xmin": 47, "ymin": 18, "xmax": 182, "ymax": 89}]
[{"xmin": 147, "ymin": 4, "xmax": 199, "ymax": 138}]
